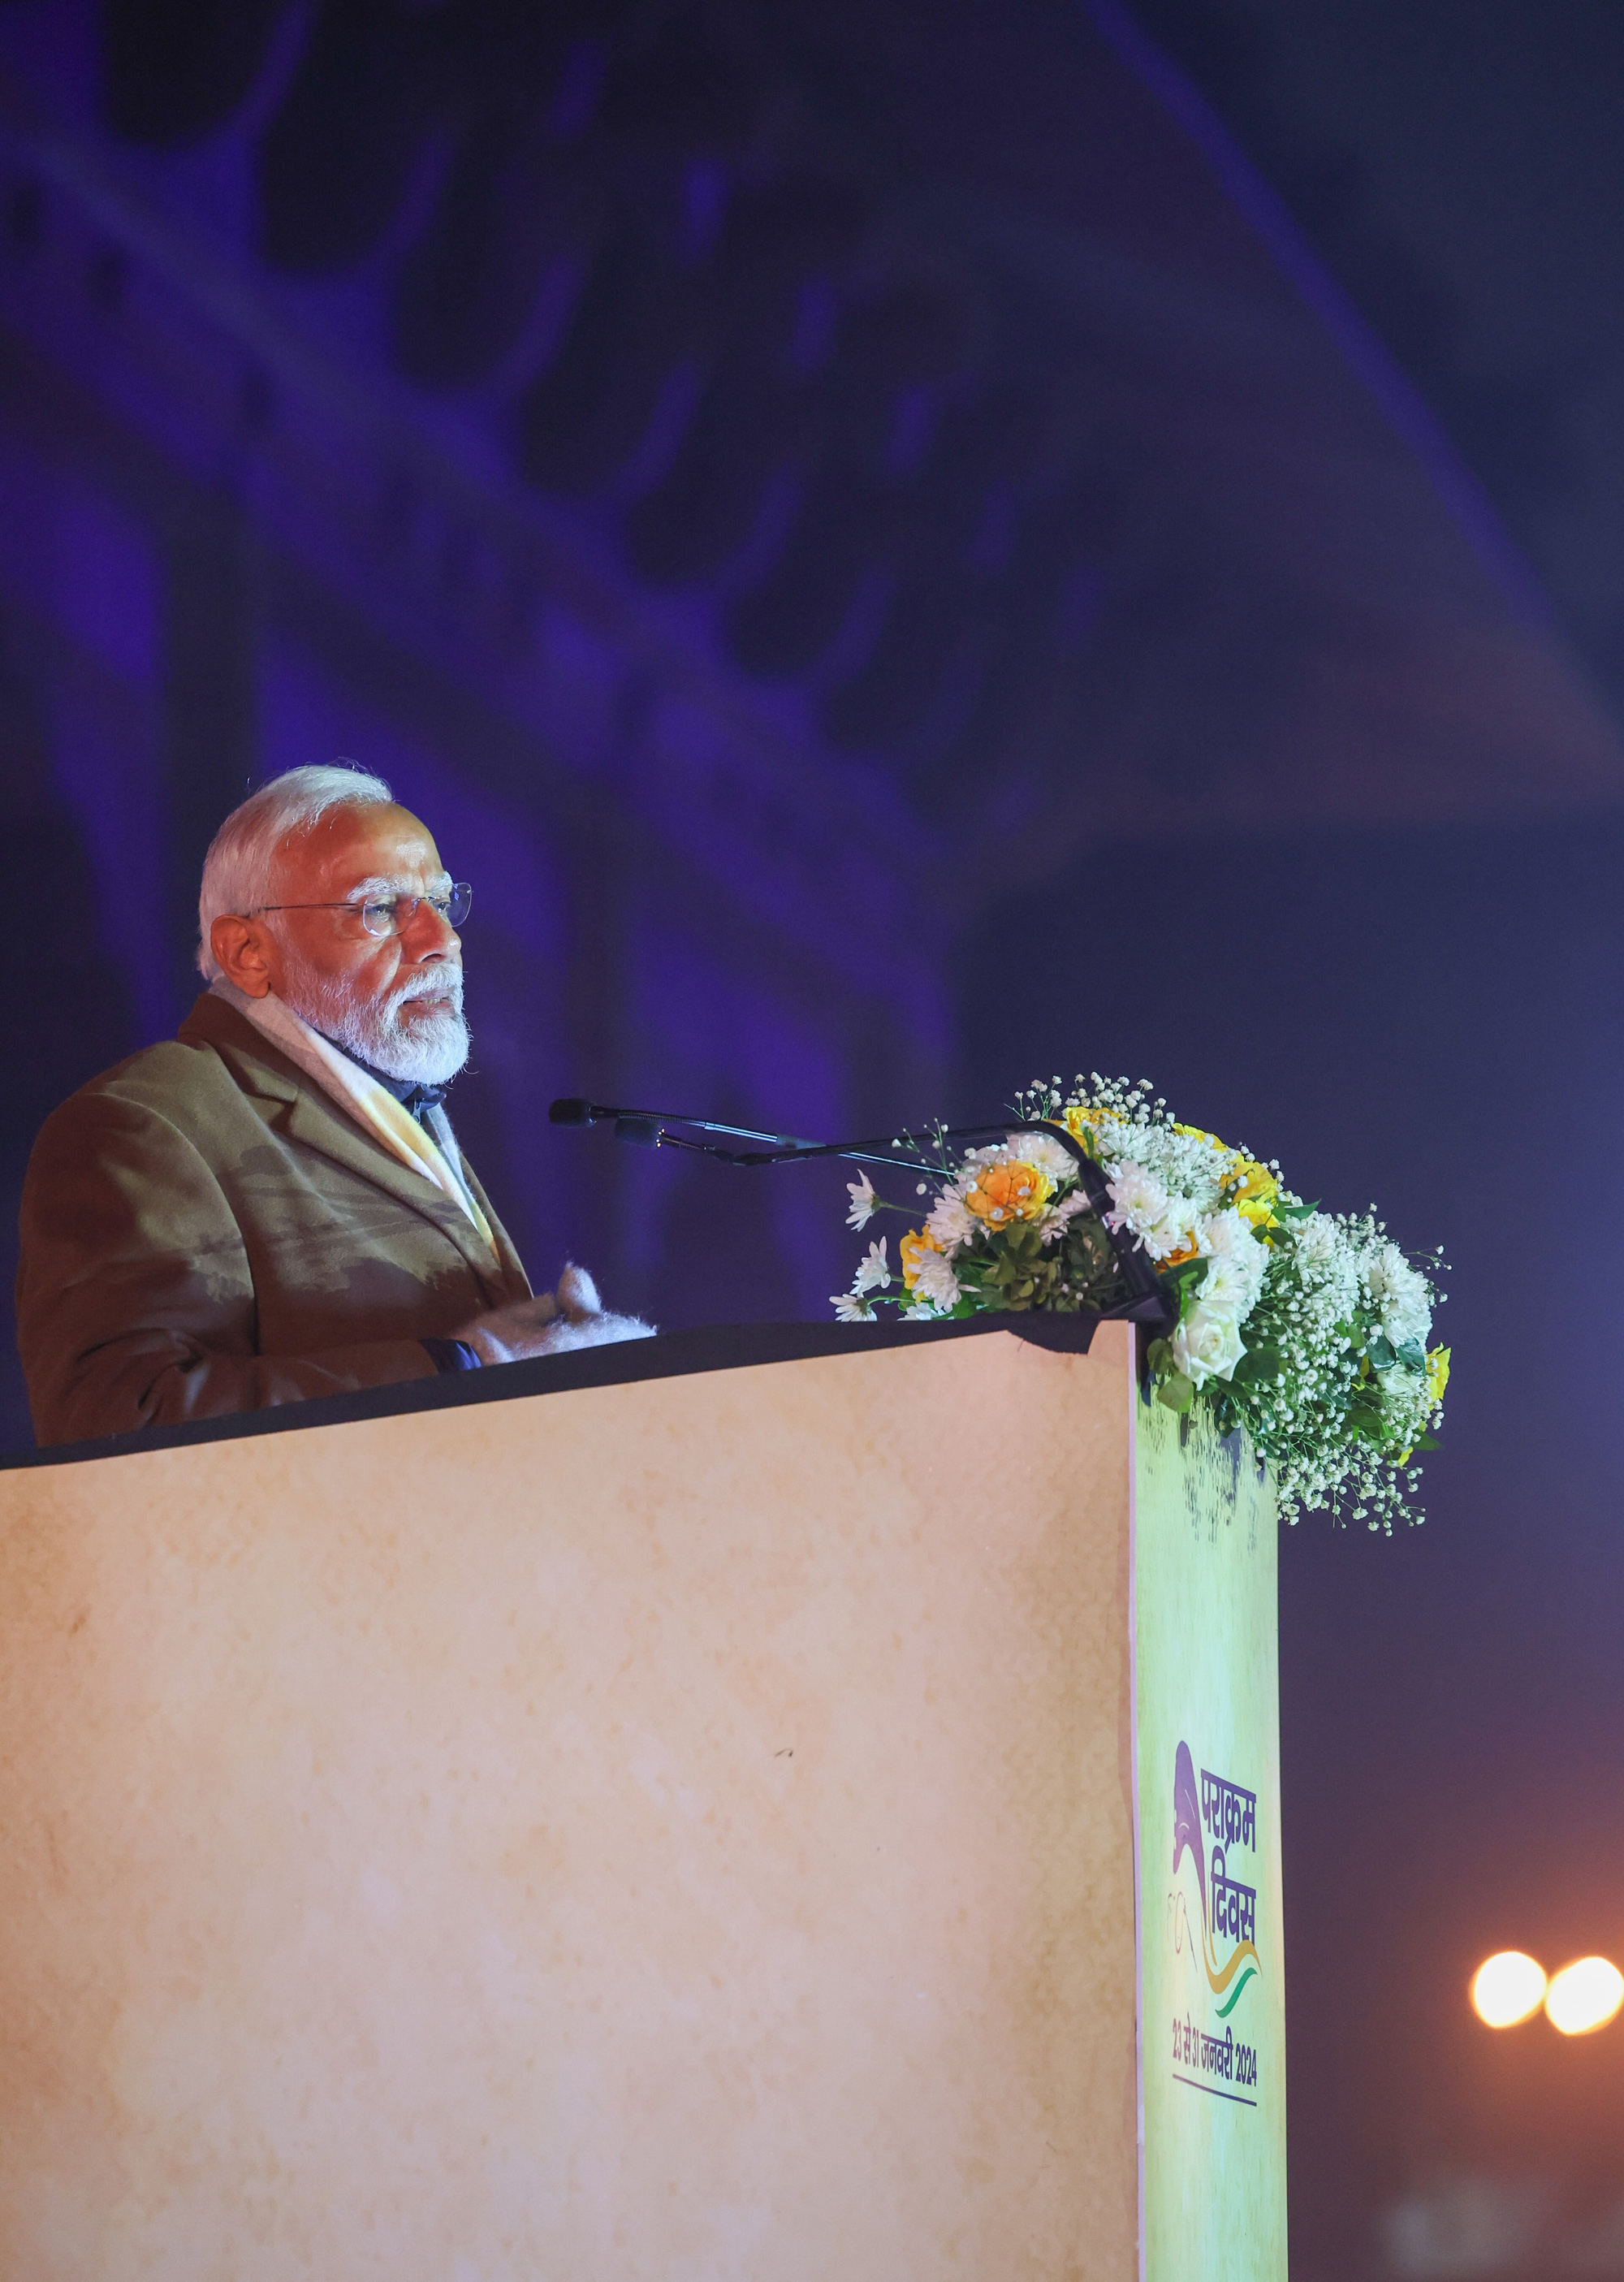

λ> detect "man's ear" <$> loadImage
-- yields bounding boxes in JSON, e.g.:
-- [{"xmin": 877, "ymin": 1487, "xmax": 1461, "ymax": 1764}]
[{"xmin": 209, "ymin": 914, "xmax": 277, "ymax": 998}]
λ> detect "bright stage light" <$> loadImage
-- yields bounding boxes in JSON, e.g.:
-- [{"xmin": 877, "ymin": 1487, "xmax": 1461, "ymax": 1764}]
[
  {"xmin": 1471, "ymin": 1951, "xmax": 1548, "ymax": 2028},
  {"xmin": 1544, "ymin": 1956, "xmax": 1624, "ymax": 2037}
]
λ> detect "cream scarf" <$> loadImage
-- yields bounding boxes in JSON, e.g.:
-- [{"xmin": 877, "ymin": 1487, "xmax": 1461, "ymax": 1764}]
[{"xmin": 209, "ymin": 978, "xmax": 495, "ymax": 1251}]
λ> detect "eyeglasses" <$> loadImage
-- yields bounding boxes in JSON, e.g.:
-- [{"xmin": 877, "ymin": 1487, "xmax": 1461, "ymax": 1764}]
[{"xmin": 253, "ymin": 884, "xmax": 473, "ymax": 938}]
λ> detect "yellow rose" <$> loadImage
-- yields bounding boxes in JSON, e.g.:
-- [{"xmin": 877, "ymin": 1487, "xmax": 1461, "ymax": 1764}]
[
  {"xmin": 1230, "ymin": 1160, "xmax": 1279, "ymax": 1228},
  {"xmin": 963, "ymin": 1158, "xmax": 1053, "ymax": 1226},
  {"xmin": 1061, "ymin": 1102, "xmax": 1131, "ymax": 1160},
  {"xmin": 1426, "ymin": 1346, "xmax": 1451, "ymax": 1404}
]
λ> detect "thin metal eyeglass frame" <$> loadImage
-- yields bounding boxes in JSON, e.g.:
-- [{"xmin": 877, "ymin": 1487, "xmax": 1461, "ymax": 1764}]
[{"xmin": 250, "ymin": 884, "xmax": 473, "ymax": 937}]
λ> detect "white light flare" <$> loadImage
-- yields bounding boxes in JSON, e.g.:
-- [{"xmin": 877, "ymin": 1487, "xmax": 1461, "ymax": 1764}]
[
  {"xmin": 1470, "ymin": 1951, "xmax": 1548, "ymax": 2029},
  {"xmin": 1544, "ymin": 1956, "xmax": 1624, "ymax": 2038}
]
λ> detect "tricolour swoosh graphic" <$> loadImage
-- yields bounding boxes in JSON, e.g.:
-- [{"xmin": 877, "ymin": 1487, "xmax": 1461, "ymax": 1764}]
[
  {"xmin": 1214, "ymin": 1965, "xmax": 1257, "ymax": 2017},
  {"xmin": 1203, "ymin": 1928, "xmax": 1259, "ymax": 1997}
]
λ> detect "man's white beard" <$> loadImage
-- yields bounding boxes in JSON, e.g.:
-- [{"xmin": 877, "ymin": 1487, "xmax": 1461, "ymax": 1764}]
[{"xmin": 279, "ymin": 950, "xmax": 471, "ymax": 1087}]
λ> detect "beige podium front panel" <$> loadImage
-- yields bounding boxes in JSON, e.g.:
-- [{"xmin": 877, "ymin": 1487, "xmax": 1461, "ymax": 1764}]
[{"xmin": 0, "ymin": 1325, "xmax": 1157, "ymax": 2282}]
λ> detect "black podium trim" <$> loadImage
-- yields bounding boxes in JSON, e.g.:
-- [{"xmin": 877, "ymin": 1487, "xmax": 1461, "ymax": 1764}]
[{"xmin": 1, "ymin": 1312, "xmax": 1104, "ymax": 1473}]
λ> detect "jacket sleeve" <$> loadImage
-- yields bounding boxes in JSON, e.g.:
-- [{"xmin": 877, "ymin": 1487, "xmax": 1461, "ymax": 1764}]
[{"xmin": 16, "ymin": 1091, "xmax": 438, "ymax": 1446}]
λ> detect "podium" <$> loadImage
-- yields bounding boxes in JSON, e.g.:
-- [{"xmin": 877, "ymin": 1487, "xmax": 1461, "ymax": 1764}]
[{"xmin": 0, "ymin": 1316, "xmax": 1285, "ymax": 2280}]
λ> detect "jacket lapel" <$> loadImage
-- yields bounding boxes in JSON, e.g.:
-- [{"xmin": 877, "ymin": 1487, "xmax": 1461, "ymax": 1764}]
[
  {"xmin": 463, "ymin": 1160, "xmax": 532, "ymax": 1302},
  {"xmin": 179, "ymin": 994, "xmax": 516, "ymax": 1299},
  {"xmin": 279, "ymin": 1089, "xmax": 508, "ymax": 1286}
]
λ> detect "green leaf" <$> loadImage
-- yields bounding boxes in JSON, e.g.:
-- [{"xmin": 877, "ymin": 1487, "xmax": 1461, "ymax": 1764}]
[
  {"xmin": 1366, "ymin": 1333, "xmax": 1395, "ymax": 1370},
  {"xmin": 1156, "ymin": 1371, "xmax": 1196, "ymax": 1415},
  {"xmin": 1162, "ymin": 1257, "xmax": 1209, "ymax": 1292}
]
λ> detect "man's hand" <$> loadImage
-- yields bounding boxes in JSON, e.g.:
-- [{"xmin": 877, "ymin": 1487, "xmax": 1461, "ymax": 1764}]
[{"xmin": 453, "ymin": 1264, "xmax": 654, "ymax": 1366}]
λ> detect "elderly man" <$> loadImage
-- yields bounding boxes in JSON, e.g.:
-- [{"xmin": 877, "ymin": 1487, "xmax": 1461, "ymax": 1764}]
[{"xmin": 16, "ymin": 764, "xmax": 649, "ymax": 1446}]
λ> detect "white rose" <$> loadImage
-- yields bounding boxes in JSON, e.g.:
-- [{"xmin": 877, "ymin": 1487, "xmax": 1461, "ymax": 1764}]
[{"xmin": 1171, "ymin": 1303, "xmax": 1246, "ymax": 1388}]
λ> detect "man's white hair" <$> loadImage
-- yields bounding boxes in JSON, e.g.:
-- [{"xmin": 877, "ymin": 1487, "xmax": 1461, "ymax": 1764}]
[{"xmin": 196, "ymin": 763, "xmax": 395, "ymax": 980}]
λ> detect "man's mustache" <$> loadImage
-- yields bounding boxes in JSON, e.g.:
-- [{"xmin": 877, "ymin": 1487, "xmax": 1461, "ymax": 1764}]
[{"xmin": 388, "ymin": 972, "xmax": 464, "ymax": 1014}]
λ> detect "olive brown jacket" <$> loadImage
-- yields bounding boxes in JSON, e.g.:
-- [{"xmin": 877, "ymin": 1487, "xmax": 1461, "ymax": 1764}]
[{"xmin": 16, "ymin": 991, "xmax": 530, "ymax": 1446}]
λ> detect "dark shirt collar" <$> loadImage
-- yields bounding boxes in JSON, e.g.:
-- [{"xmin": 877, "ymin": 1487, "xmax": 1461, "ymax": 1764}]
[{"xmin": 321, "ymin": 1036, "xmax": 447, "ymax": 1118}]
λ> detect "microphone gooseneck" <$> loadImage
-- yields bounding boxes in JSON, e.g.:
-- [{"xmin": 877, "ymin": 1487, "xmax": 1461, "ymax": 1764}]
[{"xmin": 548, "ymin": 1097, "xmax": 816, "ymax": 1147}]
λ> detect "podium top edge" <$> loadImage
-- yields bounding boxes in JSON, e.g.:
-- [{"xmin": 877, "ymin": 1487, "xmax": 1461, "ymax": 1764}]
[{"xmin": 2, "ymin": 1312, "xmax": 1111, "ymax": 1473}]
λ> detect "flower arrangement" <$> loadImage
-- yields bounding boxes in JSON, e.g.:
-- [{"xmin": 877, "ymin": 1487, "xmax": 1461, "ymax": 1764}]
[{"xmin": 832, "ymin": 1074, "xmax": 1449, "ymax": 1532}]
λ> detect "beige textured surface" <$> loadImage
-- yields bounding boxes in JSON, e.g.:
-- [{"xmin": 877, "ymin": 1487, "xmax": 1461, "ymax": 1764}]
[{"xmin": 0, "ymin": 1325, "xmax": 1140, "ymax": 2282}]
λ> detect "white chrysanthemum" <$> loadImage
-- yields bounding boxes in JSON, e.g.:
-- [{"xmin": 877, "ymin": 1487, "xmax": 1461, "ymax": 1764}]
[
  {"xmin": 925, "ymin": 1190, "xmax": 978, "ymax": 1252},
  {"xmin": 1194, "ymin": 1208, "xmax": 1268, "ymax": 1324},
  {"xmin": 942, "ymin": 1156, "xmax": 979, "ymax": 1203},
  {"xmin": 1009, "ymin": 1131, "xmax": 1078, "ymax": 1186},
  {"xmin": 1171, "ymin": 1304, "xmax": 1246, "ymax": 1387},
  {"xmin": 1203, "ymin": 1205, "xmax": 1250, "ymax": 1256},
  {"xmin": 1199, "ymin": 1256, "xmax": 1259, "ymax": 1325},
  {"xmin": 852, "ymin": 1238, "xmax": 891, "ymax": 1296},
  {"xmin": 831, "ymin": 1292, "xmax": 875, "ymax": 1322},
  {"xmin": 1363, "ymin": 1240, "xmax": 1432, "ymax": 1350},
  {"xmin": 1105, "ymin": 1159, "xmax": 1168, "ymax": 1234},
  {"xmin": 1203, "ymin": 1206, "xmax": 1267, "ymax": 1271},
  {"xmin": 845, "ymin": 1172, "xmax": 877, "ymax": 1230},
  {"xmin": 1105, "ymin": 1161, "xmax": 1198, "ymax": 1262},
  {"xmin": 909, "ymin": 1247, "xmax": 962, "ymax": 1312}
]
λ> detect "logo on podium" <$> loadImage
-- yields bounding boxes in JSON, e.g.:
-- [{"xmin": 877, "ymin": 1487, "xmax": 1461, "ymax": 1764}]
[{"xmin": 1168, "ymin": 1737, "xmax": 1263, "ymax": 2100}]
